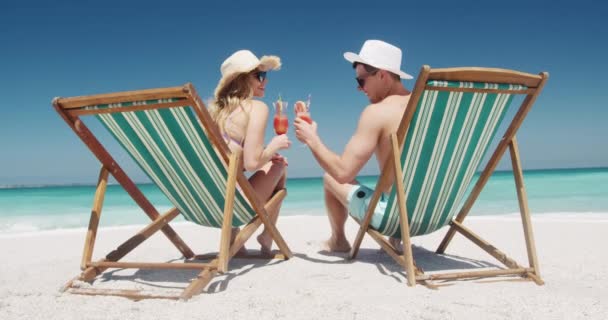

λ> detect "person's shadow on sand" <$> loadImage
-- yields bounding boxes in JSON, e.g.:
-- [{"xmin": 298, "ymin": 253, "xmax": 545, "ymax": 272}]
[{"xmin": 95, "ymin": 251, "xmax": 286, "ymax": 294}]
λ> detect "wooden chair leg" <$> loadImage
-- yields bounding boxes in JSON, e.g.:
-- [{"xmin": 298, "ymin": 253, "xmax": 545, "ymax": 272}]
[
  {"xmin": 255, "ymin": 190, "xmax": 293, "ymax": 259},
  {"xmin": 396, "ymin": 196, "xmax": 416, "ymax": 287},
  {"xmin": 349, "ymin": 209, "xmax": 372, "ymax": 260},
  {"xmin": 509, "ymin": 137, "xmax": 542, "ymax": 282},
  {"xmin": 350, "ymin": 181, "xmax": 394, "ymax": 260},
  {"xmin": 68, "ymin": 288, "xmax": 181, "ymax": 301},
  {"xmin": 188, "ymin": 198, "xmax": 285, "ymax": 298},
  {"xmin": 229, "ymin": 217, "xmax": 262, "ymax": 257},
  {"xmin": 350, "ymin": 133, "xmax": 399, "ymax": 260},
  {"xmin": 390, "ymin": 134, "xmax": 416, "ymax": 286},
  {"xmin": 180, "ymin": 269, "xmax": 217, "ymax": 301},
  {"xmin": 349, "ymin": 175, "xmax": 390, "ymax": 260},
  {"xmin": 81, "ymin": 166, "xmax": 109, "ymax": 270},
  {"xmin": 445, "ymin": 219, "xmax": 544, "ymax": 285},
  {"xmin": 78, "ymin": 207, "xmax": 181, "ymax": 281},
  {"xmin": 367, "ymin": 229, "xmax": 438, "ymax": 289},
  {"xmin": 218, "ymin": 152, "xmax": 239, "ymax": 273},
  {"xmin": 64, "ymin": 205, "xmax": 218, "ymax": 300},
  {"xmin": 228, "ymin": 188, "xmax": 286, "ymax": 257},
  {"xmin": 55, "ymin": 112, "xmax": 195, "ymax": 259}
]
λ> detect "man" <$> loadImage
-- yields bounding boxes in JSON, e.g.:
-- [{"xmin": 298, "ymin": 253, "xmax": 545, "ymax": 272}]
[{"xmin": 294, "ymin": 39, "xmax": 414, "ymax": 252}]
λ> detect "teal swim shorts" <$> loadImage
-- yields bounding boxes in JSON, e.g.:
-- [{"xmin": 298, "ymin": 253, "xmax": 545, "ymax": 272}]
[{"xmin": 347, "ymin": 184, "xmax": 387, "ymax": 230}]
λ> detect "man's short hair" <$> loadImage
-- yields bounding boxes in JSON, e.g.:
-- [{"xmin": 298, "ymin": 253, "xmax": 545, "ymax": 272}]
[{"xmin": 352, "ymin": 62, "xmax": 400, "ymax": 81}]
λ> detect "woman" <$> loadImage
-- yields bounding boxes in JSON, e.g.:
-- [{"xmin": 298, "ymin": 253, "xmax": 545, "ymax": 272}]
[{"xmin": 209, "ymin": 50, "xmax": 291, "ymax": 256}]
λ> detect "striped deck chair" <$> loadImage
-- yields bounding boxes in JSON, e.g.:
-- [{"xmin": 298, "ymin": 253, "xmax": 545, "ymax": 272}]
[
  {"xmin": 53, "ymin": 83, "xmax": 292, "ymax": 300},
  {"xmin": 350, "ymin": 66, "xmax": 548, "ymax": 287}
]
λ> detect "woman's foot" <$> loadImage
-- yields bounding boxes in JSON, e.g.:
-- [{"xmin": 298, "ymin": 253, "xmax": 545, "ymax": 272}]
[
  {"xmin": 230, "ymin": 227, "xmax": 248, "ymax": 256},
  {"xmin": 388, "ymin": 237, "xmax": 402, "ymax": 253},
  {"xmin": 257, "ymin": 233, "xmax": 273, "ymax": 257}
]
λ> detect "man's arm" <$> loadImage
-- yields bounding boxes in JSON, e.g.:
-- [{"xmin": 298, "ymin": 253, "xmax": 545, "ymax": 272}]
[{"xmin": 294, "ymin": 106, "xmax": 381, "ymax": 183}]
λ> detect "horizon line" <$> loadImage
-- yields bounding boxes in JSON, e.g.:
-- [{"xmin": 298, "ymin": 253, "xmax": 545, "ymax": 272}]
[{"xmin": 2, "ymin": 165, "xmax": 606, "ymax": 190}]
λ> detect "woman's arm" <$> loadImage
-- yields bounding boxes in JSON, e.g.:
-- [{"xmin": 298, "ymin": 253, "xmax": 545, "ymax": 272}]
[{"xmin": 242, "ymin": 100, "xmax": 290, "ymax": 171}]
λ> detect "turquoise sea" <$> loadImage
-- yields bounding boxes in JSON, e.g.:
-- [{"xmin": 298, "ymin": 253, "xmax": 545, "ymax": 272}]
[{"xmin": 1, "ymin": 167, "xmax": 607, "ymax": 234}]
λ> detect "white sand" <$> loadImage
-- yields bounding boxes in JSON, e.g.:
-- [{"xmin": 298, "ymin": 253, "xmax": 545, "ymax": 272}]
[{"xmin": 1, "ymin": 215, "xmax": 606, "ymax": 319}]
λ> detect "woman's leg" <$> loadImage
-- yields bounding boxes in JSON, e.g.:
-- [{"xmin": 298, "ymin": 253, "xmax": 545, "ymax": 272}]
[{"xmin": 248, "ymin": 161, "xmax": 287, "ymax": 255}]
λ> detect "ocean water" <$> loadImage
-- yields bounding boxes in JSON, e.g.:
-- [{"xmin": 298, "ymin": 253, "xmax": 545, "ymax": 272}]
[{"xmin": 1, "ymin": 167, "xmax": 607, "ymax": 234}]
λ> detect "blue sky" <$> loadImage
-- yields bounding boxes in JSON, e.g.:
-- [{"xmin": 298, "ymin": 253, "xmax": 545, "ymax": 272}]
[{"xmin": 1, "ymin": 0, "xmax": 607, "ymax": 185}]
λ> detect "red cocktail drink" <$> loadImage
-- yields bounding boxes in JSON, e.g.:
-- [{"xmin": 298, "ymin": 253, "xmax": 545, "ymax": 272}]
[
  {"xmin": 274, "ymin": 114, "xmax": 288, "ymax": 134},
  {"xmin": 298, "ymin": 113, "xmax": 312, "ymax": 124},
  {"xmin": 294, "ymin": 100, "xmax": 312, "ymax": 124},
  {"xmin": 273, "ymin": 99, "xmax": 288, "ymax": 135}
]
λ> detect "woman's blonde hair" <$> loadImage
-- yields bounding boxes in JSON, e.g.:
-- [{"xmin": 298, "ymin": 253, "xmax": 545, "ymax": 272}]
[{"xmin": 209, "ymin": 71, "xmax": 254, "ymax": 136}]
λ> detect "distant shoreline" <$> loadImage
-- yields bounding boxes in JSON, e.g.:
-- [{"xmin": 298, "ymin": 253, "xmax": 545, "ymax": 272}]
[
  {"xmin": 2, "ymin": 166, "xmax": 607, "ymax": 190},
  {"xmin": 1, "ymin": 212, "xmax": 607, "ymax": 238}
]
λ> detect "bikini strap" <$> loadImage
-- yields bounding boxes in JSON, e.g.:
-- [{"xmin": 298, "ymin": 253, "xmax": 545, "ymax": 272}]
[{"xmin": 223, "ymin": 109, "xmax": 245, "ymax": 147}]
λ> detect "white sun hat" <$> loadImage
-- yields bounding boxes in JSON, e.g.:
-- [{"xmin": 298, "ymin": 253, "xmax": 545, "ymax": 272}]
[
  {"xmin": 214, "ymin": 50, "xmax": 281, "ymax": 97},
  {"xmin": 344, "ymin": 40, "xmax": 413, "ymax": 79}
]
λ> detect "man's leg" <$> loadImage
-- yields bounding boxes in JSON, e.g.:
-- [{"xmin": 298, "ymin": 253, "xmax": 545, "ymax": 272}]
[{"xmin": 323, "ymin": 173, "xmax": 359, "ymax": 252}]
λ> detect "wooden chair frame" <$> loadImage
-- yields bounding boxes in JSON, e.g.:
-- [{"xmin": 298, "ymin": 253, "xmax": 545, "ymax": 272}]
[
  {"xmin": 350, "ymin": 65, "xmax": 548, "ymax": 287},
  {"xmin": 53, "ymin": 83, "xmax": 292, "ymax": 300}
]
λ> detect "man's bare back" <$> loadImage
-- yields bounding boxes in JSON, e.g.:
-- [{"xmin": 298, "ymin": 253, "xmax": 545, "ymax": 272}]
[{"xmin": 364, "ymin": 94, "xmax": 410, "ymax": 192}]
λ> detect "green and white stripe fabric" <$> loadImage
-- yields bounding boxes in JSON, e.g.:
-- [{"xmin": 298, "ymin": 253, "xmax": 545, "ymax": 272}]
[
  {"xmin": 377, "ymin": 81, "xmax": 526, "ymax": 238},
  {"xmin": 87, "ymin": 98, "xmax": 256, "ymax": 228}
]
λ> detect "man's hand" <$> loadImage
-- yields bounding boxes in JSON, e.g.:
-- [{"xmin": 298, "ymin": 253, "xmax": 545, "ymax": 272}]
[{"xmin": 294, "ymin": 117, "xmax": 319, "ymax": 148}]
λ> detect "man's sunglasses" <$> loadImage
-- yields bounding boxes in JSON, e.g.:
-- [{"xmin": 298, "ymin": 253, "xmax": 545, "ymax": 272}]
[
  {"xmin": 355, "ymin": 70, "xmax": 378, "ymax": 88},
  {"xmin": 253, "ymin": 71, "xmax": 267, "ymax": 82}
]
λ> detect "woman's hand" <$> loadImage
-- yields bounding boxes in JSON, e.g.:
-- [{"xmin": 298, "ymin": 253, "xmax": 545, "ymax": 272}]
[
  {"xmin": 267, "ymin": 134, "xmax": 291, "ymax": 154},
  {"xmin": 294, "ymin": 117, "xmax": 319, "ymax": 147},
  {"xmin": 271, "ymin": 153, "xmax": 288, "ymax": 166}
]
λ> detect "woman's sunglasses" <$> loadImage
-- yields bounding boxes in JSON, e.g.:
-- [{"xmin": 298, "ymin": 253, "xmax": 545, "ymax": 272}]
[{"xmin": 253, "ymin": 71, "xmax": 267, "ymax": 82}]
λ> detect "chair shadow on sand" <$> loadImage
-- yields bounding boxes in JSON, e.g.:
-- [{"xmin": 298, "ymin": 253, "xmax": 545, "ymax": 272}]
[
  {"xmin": 95, "ymin": 251, "xmax": 287, "ymax": 295},
  {"xmin": 294, "ymin": 244, "xmax": 501, "ymax": 287}
]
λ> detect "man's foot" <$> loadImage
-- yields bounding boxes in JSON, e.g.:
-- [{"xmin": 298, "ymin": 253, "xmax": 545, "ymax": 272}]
[
  {"xmin": 257, "ymin": 234, "xmax": 273, "ymax": 257},
  {"xmin": 323, "ymin": 236, "xmax": 351, "ymax": 252},
  {"xmin": 388, "ymin": 237, "xmax": 403, "ymax": 253}
]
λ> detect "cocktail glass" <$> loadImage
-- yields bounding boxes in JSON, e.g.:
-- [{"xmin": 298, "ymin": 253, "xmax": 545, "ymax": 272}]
[
  {"xmin": 294, "ymin": 95, "xmax": 312, "ymax": 147},
  {"xmin": 273, "ymin": 100, "xmax": 288, "ymax": 135},
  {"xmin": 294, "ymin": 101, "xmax": 312, "ymax": 124}
]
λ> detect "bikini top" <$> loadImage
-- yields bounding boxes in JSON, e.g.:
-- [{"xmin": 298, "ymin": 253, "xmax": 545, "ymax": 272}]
[{"xmin": 222, "ymin": 109, "xmax": 245, "ymax": 147}]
